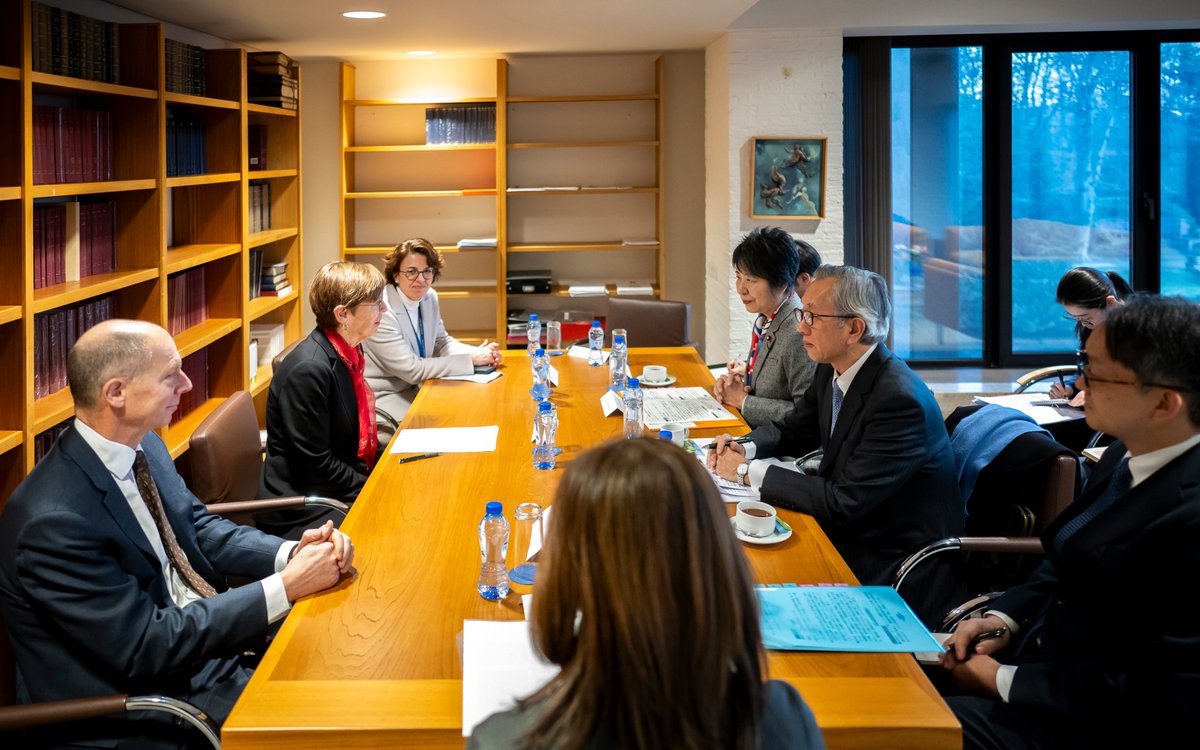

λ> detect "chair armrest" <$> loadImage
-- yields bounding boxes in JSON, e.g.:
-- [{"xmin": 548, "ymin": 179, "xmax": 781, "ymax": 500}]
[
  {"xmin": 0, "ymin": 694, "xmax": 219, "ymax": 749},
  {"xmin": 376, "ymin": 407, "xmax": 399, "ymax": 432},
  {"xmin": 958, "ymin": 537, "xmax": 1044, "ymax": 555},
  {"xmin": 1014, "ymin": 365, "xmax": 1078, "ymax": 393},
  {"xmin": 206, "ymin": 496, "xmax": 350, "ymax": 517}
]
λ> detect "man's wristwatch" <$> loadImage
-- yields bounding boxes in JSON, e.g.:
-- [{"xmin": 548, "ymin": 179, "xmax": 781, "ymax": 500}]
[{"xmin": 736, "ymin": 462, "xmax": 750, "ymax": 486}]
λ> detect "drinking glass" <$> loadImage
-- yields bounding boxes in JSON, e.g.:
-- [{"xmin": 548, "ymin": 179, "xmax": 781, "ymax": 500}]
[
  {"xmin": 545, "ymin": 321, "xmax": 563, "ymax": 353},
  {"xmin": 611, "ymin": 328, "xmax": 628, "ymax": 350},
  {"xmin": 508, "ymin": 502, "xmax": 544, "ymax": 586}
]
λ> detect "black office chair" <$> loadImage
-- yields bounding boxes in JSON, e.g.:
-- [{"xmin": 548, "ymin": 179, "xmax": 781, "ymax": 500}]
[{"xmin": 893, "ymin": 404, "xmax": 1079, "ymax": 631}]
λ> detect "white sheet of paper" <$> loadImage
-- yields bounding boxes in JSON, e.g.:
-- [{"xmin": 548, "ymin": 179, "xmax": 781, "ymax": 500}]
[
  {"xmin": 525, "ymin": 505, "xmax": 552, "ymax": 562},
  {"xmin": 389, "ymin": 425, "xmax": 499, "ymax": 454},
  {"xmin": 973, "ymin": 393, "xmax": 1084, "ymax": 425},
  {"xmin": 567, "ymin": 345, "xmax": 609, "ymax": 363},
  {"xmin": 461, "ymin": 620, "xmax": 560, "ymax": 737},
  {"xmin": 440, "ymin": 371, "xmax": 503, "ymax": 384},
  {"xmin": 642, "ymin": 386, "xmax": 731, "ymax": 428},
  {"xmin": 548, "ymin": 364, "xmax": 560, "ymax": 386}
]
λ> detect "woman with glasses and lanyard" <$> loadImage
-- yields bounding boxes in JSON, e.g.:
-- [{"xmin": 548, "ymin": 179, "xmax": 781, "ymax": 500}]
[
  {"xmin": 363, "ymin": 238, "xmax": 501, "ymax": 440},
  {"xmin": 1049, "ymin": 267, "xmax": 1133, "ymax": 405},
  {"xmin": 712, "ymin": 227, "xmax": 819, "ymax": 428}
]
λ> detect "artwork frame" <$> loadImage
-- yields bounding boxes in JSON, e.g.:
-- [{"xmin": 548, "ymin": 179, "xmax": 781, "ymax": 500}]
[{"xmin": 749, "ymin": 137, "xmax": 827, "ymax": 219}]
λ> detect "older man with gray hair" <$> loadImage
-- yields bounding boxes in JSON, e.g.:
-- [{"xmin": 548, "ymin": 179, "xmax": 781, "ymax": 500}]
[{"xmin": 711, "ymin": 264, "xmax": 962, "ymax": 625}]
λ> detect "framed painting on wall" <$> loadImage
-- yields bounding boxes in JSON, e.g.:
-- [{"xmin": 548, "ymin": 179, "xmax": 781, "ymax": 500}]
[{"xmin": 749, "ymin": 137, "xmax": 827, "ymax": 219}]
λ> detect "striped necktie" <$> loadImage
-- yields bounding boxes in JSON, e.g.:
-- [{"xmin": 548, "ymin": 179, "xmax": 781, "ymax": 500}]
[
  {"xmin": 745, "ymin": 313, "xmax": 769, "ymax": 387},
  {"xmin": 133, "ymin": 452, "xmax": 217, "ymax": 598},
  {"xmin": 1054, "ymin": 458, "xmax": 1131, "ymax": 550}
]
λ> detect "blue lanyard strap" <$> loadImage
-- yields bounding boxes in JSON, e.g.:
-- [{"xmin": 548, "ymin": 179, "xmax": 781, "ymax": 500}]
[{"xmin": 407, "ymin": 303, "xmax": 426, "ymax": 358}]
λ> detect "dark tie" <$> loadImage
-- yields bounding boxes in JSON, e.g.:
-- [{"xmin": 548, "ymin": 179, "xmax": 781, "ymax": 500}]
[
  {"xmin": 1054, "ymin": 457, "xmax": 1132, "ymax": 550},
  {"xmin": 133, "ymin": 452, "xmax": 217, "ymax": 598},
  {"xmin": 830, "ymin": 378, "xmax": 844, "ymax": 438}
]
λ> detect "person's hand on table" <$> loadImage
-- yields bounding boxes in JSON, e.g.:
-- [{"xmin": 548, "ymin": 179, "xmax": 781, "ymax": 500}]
[
  {"xmin": 938, "ymin": 614, "xmax": 1010, "ymax": 699},
  {"xmin": 713, "ymin": 372, "xmax": 749, "ymax": 409},
  {"xmin": 471, "ymin": 340, "xmax": 502, "ymax": 366},
  {"xmin": 706, "ymin": 434, "xmax": 747, "ymax": 481},
  {"xmin": 1048, "ymin": 382, "xmax": 1072, "ymax": 399},
  {"xmin": 280, "ymin": 540, "xmax": 343, "ymax": 602},
  {"xmin": 295, "ymin": 520, "xmax": 354, "ymax": 573}
]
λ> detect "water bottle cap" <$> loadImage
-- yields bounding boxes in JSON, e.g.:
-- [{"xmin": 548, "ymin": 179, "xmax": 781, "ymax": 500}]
[
  {"xmin": 486, "ymin": 501, "xmax": 502, "ymax": 515},
  {"xmin": 659, "ymin": 430, "xmax": 673, "ymax": 440},
  {"xmin": 538, "ymin": 400, "xmax": 553, "ymax": 412},
  {"xmin": 529, "ymin": 314, "xmax": 538, "ymax": 321},
  {"xmin": 613, "ymin": 334, "xmax": 626, "ymax": 345},
  {"xmin": 591, "ymin": 320, "xmax": 601, "ymax": 327},
  {"xmin": 628, "ymin": 377, "xmax": 639, "ymax": 388},
  {"xmin": 535, "ymin": 348, "xmax": 545, "ymax": 356}
]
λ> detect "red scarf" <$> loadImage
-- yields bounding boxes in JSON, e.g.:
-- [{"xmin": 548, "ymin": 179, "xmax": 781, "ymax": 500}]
[{"xmin": 323, "ymin": 328, "xmax": 378, "ymax": 471}]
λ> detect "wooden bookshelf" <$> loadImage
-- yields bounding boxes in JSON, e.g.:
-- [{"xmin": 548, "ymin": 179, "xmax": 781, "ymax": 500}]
[{"xmin": 0, "ymin": 0, "xmax": 304, "ymax": 499}]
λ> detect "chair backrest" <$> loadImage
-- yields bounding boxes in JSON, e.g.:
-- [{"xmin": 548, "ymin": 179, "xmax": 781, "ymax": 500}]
[
  {"xmin": 189, "ymin": 391, "xmax": 263, "ymax": 504},
  {"xmin": 604, "ymin": 298, "xmax": 693, "ymax": 348},
  {"xmin": 0, "ymin": 609, "xmax": 13, "ymax": 707},
  {"xmin": 271, "ymin": 338, "xmax": 303, "ymax": 372}
]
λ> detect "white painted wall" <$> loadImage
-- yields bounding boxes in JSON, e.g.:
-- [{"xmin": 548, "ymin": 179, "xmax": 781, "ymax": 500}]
[{"xmin": 704, "ymin": 29, "xmax": 845, "ymax": 362}]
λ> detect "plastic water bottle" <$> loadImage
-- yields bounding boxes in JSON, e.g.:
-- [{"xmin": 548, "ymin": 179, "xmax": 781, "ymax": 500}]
[
  {"xmin": 623, "ymin": 377, "xmax": 644, "ymax": 439},
  {"xmin": 587, "ymin": 320, "xmax": 605, "ymax": 366},
  {"xmin": 477, "ymin": 501, "xmax": 510, "ymax": 600},
  {"xmin": 609, "ymin": 334, "xmax": 628, "ymax": 391},
  {"xmin": 527, "ymin": 314, "xmax": 541, "ymax": 355},
  {"xmin": 658, "ymin": 429, "xmax": 673, "ymax": 442},
  {"xmin": 530, "ymin": 347, "xmax": 551, "ymax": 400},
  {"xmin": 533, "ymin": 400, "xmax": 557, "ymax": 470}
]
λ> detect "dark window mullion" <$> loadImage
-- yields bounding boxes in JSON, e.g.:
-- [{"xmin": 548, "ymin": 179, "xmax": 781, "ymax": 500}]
[
  {"xmin": 984, "ymin": 45, "xmax": 1012, "ymax": 367},
  {"xmin": 1132, "ymin": 40, "xmax": 1161, "ymax": 292}
]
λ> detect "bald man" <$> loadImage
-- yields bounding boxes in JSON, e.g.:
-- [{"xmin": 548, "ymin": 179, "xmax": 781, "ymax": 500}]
[{"xmin": 0, "ymin": 320, "xmax": 353, "ymax": 748}]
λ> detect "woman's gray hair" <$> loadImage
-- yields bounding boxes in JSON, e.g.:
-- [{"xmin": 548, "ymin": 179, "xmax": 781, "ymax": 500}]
[{"xmin": 813, "ymin": 265, "xmax": 891, "ymax": 344}]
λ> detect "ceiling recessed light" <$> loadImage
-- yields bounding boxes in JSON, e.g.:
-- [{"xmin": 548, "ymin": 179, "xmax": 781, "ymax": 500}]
[
  {"xmin": 405, "ymin": 50, "xmax": 437, "ymax": 56},
  {"xmin": 342, "ymin": 10, "xmax": 386, "ymax": 19}
]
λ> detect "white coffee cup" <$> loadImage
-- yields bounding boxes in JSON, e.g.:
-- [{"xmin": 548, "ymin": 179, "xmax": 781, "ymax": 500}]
[
  {"xmin": 735, "ymin": 500, "xmax": 777, "ymax": 538},
  {"xmin": 641, "ymin": 364, "xmax": 668, "ymax": 383},
  {"xmin": 660, "ymin": 421, "xmax": 688, "ymax": 446}
]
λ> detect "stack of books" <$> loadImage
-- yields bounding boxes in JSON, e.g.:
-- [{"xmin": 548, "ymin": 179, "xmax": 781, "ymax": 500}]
[
  {"xmin": 247, "ymin": 51, "xmax": 298, "ymax": 110},
  {"xmin": 166, "ymin": 109, "xmax": 207, "ymax": 176},
  {"xmin": 32, "ymin": 105, "xmax": 113, "ymax": 184},
  {"xmin": 260, "ymin": 261, "xmax": 291, "ymax": 297},
  {"xmin": 248, "ymin": 181, "xmax": 273, "ymax": 234},
  {"xmin": 31, "ymin": 2, "xmax": 121, "ymax": 84},
  {"xmin": 164, "ymin": 38, "xmax": 207, "ymax": 97},
  {"xmin": 33, "ymin": 201, "xmax": 116, "ymax": 289},
  {"xmin": 34, "ymin": 295, "xmax": 116, "ymax": 399}
]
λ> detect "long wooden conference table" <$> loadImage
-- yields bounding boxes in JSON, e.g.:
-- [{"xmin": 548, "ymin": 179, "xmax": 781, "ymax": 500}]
[{"xmin": 224, "ymin": 347, "xmax": 959, "ymax": 749}]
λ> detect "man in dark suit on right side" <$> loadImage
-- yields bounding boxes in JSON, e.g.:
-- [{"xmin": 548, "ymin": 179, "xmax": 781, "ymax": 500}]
[{"xmin": 941, "ymin": 294, "xmax": 1200, "ymax": 749}]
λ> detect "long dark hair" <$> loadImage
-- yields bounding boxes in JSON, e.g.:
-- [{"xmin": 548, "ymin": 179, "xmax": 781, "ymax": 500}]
[
  {"xmin": 521, "ymin": 439, "xmax": 766, "ymax": 750},
  {"xmin": 1056, "ymin": 266, "xmax": 1133, "ymax": 341}
]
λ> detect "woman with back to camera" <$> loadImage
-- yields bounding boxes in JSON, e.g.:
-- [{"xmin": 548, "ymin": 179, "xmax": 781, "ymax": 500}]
[
  {"xmin": 467, "ymin": 438, "xmax": 825, "ymax": 750},
  {"xmin": 712, "ymin": 227, "xmax": 820, "ymax": 428},
  {"xmin": 363, "ymin": 238, "xmax": 500, "ymax": 440},
  {"xmin": 263, "ymin": 260, "xmax": 386, "ymax": 508},
  {"xmin": 1048, "ymin": 266, "xmax": 1132, "ymax": 404}
]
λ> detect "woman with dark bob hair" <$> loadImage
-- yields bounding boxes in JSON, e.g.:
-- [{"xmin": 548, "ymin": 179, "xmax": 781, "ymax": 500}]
[
  {"xmin": 263, "ymin": 261, "xmax": 386, "ymax": 505},
  {"xmin": 468, "ymin": 439, "xmax": 824, "ymax": 750},
  {"xmin": 713, "ymin": 227, "xmax": 819, "ymax": 427},
  {"xmin": 1049, "ymin": 266, "xmax": 1133, "ymax": 402},
  {"xmin": 363, "ymin": 238, "xmax": 500, "ymax": 435}
]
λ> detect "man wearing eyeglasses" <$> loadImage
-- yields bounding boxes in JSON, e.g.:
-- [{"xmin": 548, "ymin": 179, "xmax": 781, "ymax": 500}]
[
  {"xmin": 710, "ymin": 264, "xmax": 962, "ymax": 626},
  {"xmin": 938, "ymin": 294, "xmax": 1200, "ymax": 748}
]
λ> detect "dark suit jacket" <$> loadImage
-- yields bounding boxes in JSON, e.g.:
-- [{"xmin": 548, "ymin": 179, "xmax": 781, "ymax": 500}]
[
  {"xmin": 0, "ymin": 426, "xmax": 283, "ymax": 743},
  {"xmin": 747, "ymin": 343, "xmax": 963, "ymax": 625},
  {"xmin": 994, "ymin": 438, "xmax": 1200, "ymax": 742},
  {"xmin": 263, "ymin": 327, "xmax": 369, "ymax": 500}
]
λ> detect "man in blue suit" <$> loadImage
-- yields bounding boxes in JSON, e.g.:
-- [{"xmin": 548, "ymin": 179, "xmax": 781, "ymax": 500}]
[
  {"xmin": 941, "ymin": 295, "xmax": 1200, "ymax": 748},
  {"xmin": 710, "ymin": 265, "xmax": 962, "ymax": 626},
  {"xmin": 0, "ymin": 319, "xmax": 354, "ymax": 748}
]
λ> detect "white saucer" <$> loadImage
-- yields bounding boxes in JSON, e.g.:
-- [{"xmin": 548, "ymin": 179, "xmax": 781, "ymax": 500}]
[
  {"xmin": 730, "ymin": 516, "xmax": 792, "ymax": 545},
  {"xmin": 640, "ymin": 375, "xmax": 677, "ymax": 387}
]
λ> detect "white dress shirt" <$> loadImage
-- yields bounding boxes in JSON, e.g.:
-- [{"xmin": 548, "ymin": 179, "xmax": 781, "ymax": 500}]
[{"xmin": 74, "ymin": 419, "xmax": 296, "ymax": 623}]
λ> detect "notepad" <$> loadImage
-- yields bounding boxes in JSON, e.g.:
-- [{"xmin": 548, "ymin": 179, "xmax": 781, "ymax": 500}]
[{"xmin": 389, "ymin": 425, "xmax": 499, "ymax": 454}]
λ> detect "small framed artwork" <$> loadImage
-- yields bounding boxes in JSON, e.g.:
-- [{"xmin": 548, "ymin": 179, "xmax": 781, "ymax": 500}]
[{"xmin": 749, "ymin": 137, "xmax": 827, "ymax": 219}]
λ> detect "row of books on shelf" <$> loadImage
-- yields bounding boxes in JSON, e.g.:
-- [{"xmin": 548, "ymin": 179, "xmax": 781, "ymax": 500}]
[
  {"xmin": 166, "ymin": 267, "xmax": 208, "ymax": 336},
  {"xmin": 248, "ymin": 252, "xmax": 290, "ymax": 300},
  {"xmin": 164, "ymin": 38, "xmax": 207, "ymax": 97},
  {"xmin": 170, "ymin": 349, "xmax": 210, "ymax": 426},
  {"xmin": 34, "ymin": 295, "xmax": 115, "ymax": 400},
  {"xmin": 247, "ymin": 52, "xmax": 298, "ymax": 110},
  {"xmin": 34, "ymin": 420, "xmax": 72, "ymax": 465},
  {"xmin": 33, "ymin": 201, "xmax": 117, "ymax": 290},
  {"xmin": 248, "ymin": 124, "xmax": 268, "ymax": 171},
  {"xmin": 248, "ymin": 182, "xmax": 274, "ymax": 234},
  {"xmin": 32, "ymin": 106, "xmax": 114, "ymax": 185},
  {"xmin": 31, "ymin": 2, "xmax": 121, "ymax": 85},
  {"xmin": 166, "ymin": 112, "xmax": 208, "ymax": 177},
  {"xmin": 425, "ymin": 105, "xmax": 496, "ymax": 145}
]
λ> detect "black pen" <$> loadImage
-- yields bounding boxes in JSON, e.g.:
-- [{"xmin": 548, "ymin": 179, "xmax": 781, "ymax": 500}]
[
  {"xmin": 970, "ymin": 626, "xmax": 1008, "ymax": 653},
  {"xmin": 702, "ymin": 436, "xmax": 753, "ymax": 450},
  {"xmin": 397, "ymin": 452, "xmax": 440, "ymax": 464}
]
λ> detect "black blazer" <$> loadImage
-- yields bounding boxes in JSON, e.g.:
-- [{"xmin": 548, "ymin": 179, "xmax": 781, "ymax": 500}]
[
  {"xmin": 0, "ymin": 427, "xmax": 282, "ymax": 737},
  {"xmin": 994, "ymin": 439, "xmax": 1200, "ymax": 741},
  {"xmin": 747, "ymin": 343, "xmax": 963, "ymax": 625},
  {"xmin": 263, "ymin": 328, "xmax": 369, "ymax": 500}
]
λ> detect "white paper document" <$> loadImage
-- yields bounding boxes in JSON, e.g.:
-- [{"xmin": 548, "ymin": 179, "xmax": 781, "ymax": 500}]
[
  {"xmin": 461, "ymin": 620, "xmax": 560, "ymax": 737},
  {"xmin": 973, "ymin": 393, "xmax": 1085, "ymax": 425},
  {"xmin": 568, "ymin": 345, "xmax": 609, "ymax": 363},
  {"xmin": 440, "ymin": 371, "xmax": 503, "ymax": 384},
  {"xmin": 568, "ymin": 285, "xmax": 608, "ymax": 297},
  {"xmin": 389, "ymin": 425, "xmax": 499, "ymax": 454},
  {"xmin": 642, "ymin": 387, "xmax": 732, "ymax": 428}
]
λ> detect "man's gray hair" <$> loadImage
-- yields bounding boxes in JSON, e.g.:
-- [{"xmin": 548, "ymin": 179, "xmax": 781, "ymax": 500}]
[
  {"xmin": 813, "ymin": 264, "xmax": 891, "ymax": 345},
  {"xmin": 67, "ymin": 323, "xmax": 155, "ymax": 410}
]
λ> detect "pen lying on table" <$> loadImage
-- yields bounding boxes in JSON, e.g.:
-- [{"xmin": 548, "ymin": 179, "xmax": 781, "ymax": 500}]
[
  {"xmin": 702, "ymin": 436, "xmax": 753, "ymax": 450},
  {"xmin": 397, "ymin": 452, "xmax": 440, "ymax": 464}
]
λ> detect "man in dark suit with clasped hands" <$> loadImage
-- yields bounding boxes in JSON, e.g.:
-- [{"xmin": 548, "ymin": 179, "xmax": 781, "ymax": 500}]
[
  {"xmin": 710, "ymin": 264, "xmax": 962, "ymax": 626},
  {"xmin": 0, "ymin": 319, "xmax": 354, "ymax": 748},
  {"xmin": 940, "ymin": 295, "xmax": 1200, "ymax": 749}
]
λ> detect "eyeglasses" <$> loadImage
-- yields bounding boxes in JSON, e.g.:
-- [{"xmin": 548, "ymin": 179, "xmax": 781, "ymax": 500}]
[
  {"xmin": 401, "ymin": 268, "xmax": 435, "ymax": 280},
  {"xmin": 794, "ymin": 308, "xmax": 856, "ymax": 326},
  {"xmin": 355, "ymin": 299, "xmax": 386, "ymax": 312},
  {"xmin": 1075, "ymin": 349, "xmax": 1191, "ymax": 391},
  {"xmin": 1061, "ymin": 312, "xmax": 1098, "ymax": 328}
]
